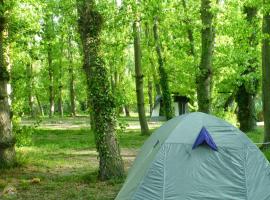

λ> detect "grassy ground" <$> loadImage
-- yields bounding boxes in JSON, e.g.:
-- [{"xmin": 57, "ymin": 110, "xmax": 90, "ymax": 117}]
[
  {"xmin": 0, "ymin": 117, "xmax": 159, "ymax": 200},
  {"xmin": 0, "ymin": 117, "xmax": 269, "ymax": 199}
]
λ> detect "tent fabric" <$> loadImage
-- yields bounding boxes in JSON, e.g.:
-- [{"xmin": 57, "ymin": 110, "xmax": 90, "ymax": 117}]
[
  {"xmin": 116, "ymin": 112, "xmax": 270, "ymax": 200},
  {"xmin": 192, "ymin": 127, "xmax": 218, "ymax": 151}
]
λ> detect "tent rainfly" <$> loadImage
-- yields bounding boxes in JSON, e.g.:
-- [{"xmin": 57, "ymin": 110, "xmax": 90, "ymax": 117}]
[{"xmin": 116, "ymin": 112, "xmax": 270, "ymax": 200}]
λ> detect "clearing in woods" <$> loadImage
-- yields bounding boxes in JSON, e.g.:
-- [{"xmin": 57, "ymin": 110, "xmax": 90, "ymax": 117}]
[{"xmin": 0, "ymin": 116, "xmax": 267, "ymax": 200}]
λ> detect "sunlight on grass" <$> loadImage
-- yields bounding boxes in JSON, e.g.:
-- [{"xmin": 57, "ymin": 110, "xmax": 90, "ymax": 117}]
[
  {"xmin": 1, "ymin": 119, "xmax": 270, "ymax": 200},
  {"xmin": 0, "ymin": 122, "xmax": 149, "ymax": 200}
]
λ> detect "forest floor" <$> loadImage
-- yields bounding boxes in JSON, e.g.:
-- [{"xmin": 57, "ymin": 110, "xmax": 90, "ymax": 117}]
[
  {"xmin": 0, "ymin": 116, "xmax": 161, "ymax": 200},
  {"xmin": 0, "ymin": 116, "xmax": 268, "ymax": 200}
]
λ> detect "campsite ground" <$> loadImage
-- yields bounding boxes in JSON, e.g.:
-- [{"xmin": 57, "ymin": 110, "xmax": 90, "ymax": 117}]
[{"xmin": 0, "ymin": 116, "xmax": 268, "ymax": 200}]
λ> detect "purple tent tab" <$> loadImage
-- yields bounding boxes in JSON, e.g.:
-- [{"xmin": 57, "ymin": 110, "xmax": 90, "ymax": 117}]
[{"xmin": 192, "ymin": 127, "xmax": 218, "ymax": 151}]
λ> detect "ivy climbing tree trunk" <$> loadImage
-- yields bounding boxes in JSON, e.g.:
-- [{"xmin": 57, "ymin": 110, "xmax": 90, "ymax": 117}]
[
  {"xmin": 197, "ymin": 0, "xmax": 215, "ymax": 113},
  {"xmin": 153, "ymin": 17, "xmax": 174, "ymax": 120},
  {"xmin": 133, "ymin": 19, "xmax": 150, "ymax": 135},
  {"xmin": 262, "ymin": 3, "xmax": 270, "ymax": 149},
  {"xmin": 0, "ymin": 1, "xmax": 16, "ymax": 167},
  {"xmin": 77, "ymin": 0, "xmax": 124, "ymax": 180},
  {"xmin": 68, "ymin": 35, "xmax": 76, "ymax": 117},
  {"xmin": 235, "ymin": 6, "xmax": 258, "ymax": 132}
]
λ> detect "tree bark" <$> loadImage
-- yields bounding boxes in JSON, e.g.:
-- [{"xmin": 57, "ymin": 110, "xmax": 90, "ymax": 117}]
[
  {"xmin": 235, "ymin": 6, "xmax": 258, "ymax": 132},
  {"xmin": 133, "ymin": 19, "xmax": 150, "ymax": 135},
  {"xmin": 153, "ymin": 17, "xmax": 174, "ymax": 120},
  {"xmin": 58, "ymin": 40, "xmax": 64, "ymax": 117},
  {"xmin": 44, "ymin": 14, "xmax": 55, "ymax": 118},
  {"xmin": 26, "ymin": 62, "xmax": 35, "ymax": 118},
  {"xmin": 262, "ymin": 4, "xmax": 270, "ymax": 148},
  {"xmin": 0, "ymin": 1, "xmax": 16, "ymax": 167},
  {"xmin": 148, "ymin": 78, "xmax": 153, "ymax": 116},
  {"xmin": 144, "ymin": 22, "xmax": 161, "ymax": 100},
  {"xmin": 77, "ymin": 0, "xmax": 124, "ymax": 180},
  {"xmin": 68, "ymin": 35, "xmax": 76, "ymax": 117},
  {"xmin": 124, "ymin": 105, "xmax": 130, "ymax": 117},
  {"xmin": 48, "ymin": 44, "xmax": 54, "ymax": 118},
  {"xmin": 197, "ymin": 0, "xmax": 215, "ymax": 113},
  {"xmin": 35, "ymin": 92, "xmax": 44, "ymax": 116}
]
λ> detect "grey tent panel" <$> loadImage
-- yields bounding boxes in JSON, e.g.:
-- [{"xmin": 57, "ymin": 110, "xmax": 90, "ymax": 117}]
[{"xmin": 116, "ymin": 112, "xmax": 270, "ymax": 200}]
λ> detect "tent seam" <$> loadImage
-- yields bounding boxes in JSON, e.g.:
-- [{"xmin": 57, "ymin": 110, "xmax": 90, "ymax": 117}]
[{"xmin": 162, "ymin": 146, "xmax": 166, "ymax": 200}]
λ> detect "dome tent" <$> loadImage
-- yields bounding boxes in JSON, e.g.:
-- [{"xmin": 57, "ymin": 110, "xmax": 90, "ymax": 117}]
[{"xmin": 116, "ymin": 112, "xmax": 270, "ymax": 200}]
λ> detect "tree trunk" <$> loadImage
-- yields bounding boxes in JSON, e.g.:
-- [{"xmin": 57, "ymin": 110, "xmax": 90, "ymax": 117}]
[
  {"xmin": 36, "ymin": 92, "xmax": 44, "ymax": 116},
  {"xmin": 144, "ymin": 22, "xmax": 161, "ymax": 98},
  {"xmin": 262, "ymin": 4, "xmax": 270, "ymax": 148},
  {"xmin": 44, "ymin": 14, "xmax": 55, "ymax": 118},
  {"xmin": 197, "ymin": 0, "xmax": 215, "ymax": 113},
  {"xmin": 133, "ymin": 19, "xmax": 150, "ymax": 135},
  {"xmin": 58, "ymin": 41, "xmax": 64, "ymax": 117},
  {"xmin": 0, "ymin": 1, "xmax": 16, "ymax": 167},
  {"xmin": 235, "ymin": 85, "xmax": 256, "ymax": 132},
  {"xmin": 77, "ymin": 0, "xmax": 124, "ymax": 180},
  {"xmin": 235, "ymin": 6, "xmax": 258, "ymax": 132},
  {"xmin": 124, "ymin": 105, "xmax": 130, "ymax": 117},
  {"xmin": 68, "ymin": 35, "xmax": 76, "ymax": 117},
  {"xmin": 26, "ymin": 62, "xmax": 35, "ymax": 118},
  {"xmin": 148, "ymin": 78, "xmax": 153, "ymax": 116},
  {"xmin": 153, "ymin": 17, "xmax": 173, "ymax": 120},
  {"xmin": 48, "ymin": 44, "xmax": 54, "ymax": 118},
  {"xmin": 58, "ymin": 84, "xmax": 63, "ymax": 117}
]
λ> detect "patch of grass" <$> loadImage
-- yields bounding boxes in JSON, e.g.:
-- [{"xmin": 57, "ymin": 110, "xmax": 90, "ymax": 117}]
[
  {"xmin": 118, "ymin": 130, "xmax": 152, "ymax": 148},
  {"xmin": 246, "ymin": 128, "xmax": 264, "ymax": 143},
  {"xmin": 246, "ymin": 127, "xmax": 270, "ymax": 160},
  {"xmin": 2, "ymin": 117, "xmax": 270, "ymax": 200},
  {"xmin": 0, "ymin": 119, "xmax": 149, "ymax": 200}
]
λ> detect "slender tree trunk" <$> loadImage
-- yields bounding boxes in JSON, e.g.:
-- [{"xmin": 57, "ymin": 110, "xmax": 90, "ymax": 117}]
[
  {"xmin": 36, "ymin": 92, "xmax": 44, "ymax": 116},
  {"xmin": 48, "ymin": 44, "xmax": 54, "ymax": 118},
  {"xmin": 197, "ymin": 0, "xmax": 215, "ymax": 113},
  {"xmin": 77, "ymin": 0, "xmax": 124, "ymax": 180},
  {"xmin": 44, "ymin": 14, "xmax": 55, "ymax": 118},
  {"xmin": 124, "ymin": 105, "xmax": 130, "ymax": 117},
  {"xmin": 133, "ymin": 19, "xmax": 149, "ymax": 135},
  {"xmin": 153, "ymin": 17, "xmax": 173, "ymax": 120},
  {"xmin": 144, "ymin": 22, "xmax": 161, "ymax": 98},
  {"xmin": 151, "ymin": 64, "xmax": 161, "ymax": 96},
  {"xmin": 58, "ymin": 41, "xmax": 64, "ymax": 117},
  {"xmin": 58, "ymin": 82, "xmax": 63, "ymax": 117},
  {"xmin": 148, "ymin": 78, "xmax": 153, "ymax": 116},
  {"xmin": 235, "ymin": 6, "xmax": 258, "ymax": 132},
  {"xmin": 26, "ymin": 62, "xmax": 35, "ymax": 118},
  {"xmin": 68, "ymin": 35, "xmax": 76, "ymax": 117},
  {"xmin": 262, "ymin": 4, "xmax": 270, "ymax": 148},
  {"xmin": 0, "ymin": 1, "xmax": 16, "ymax": 167}
]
